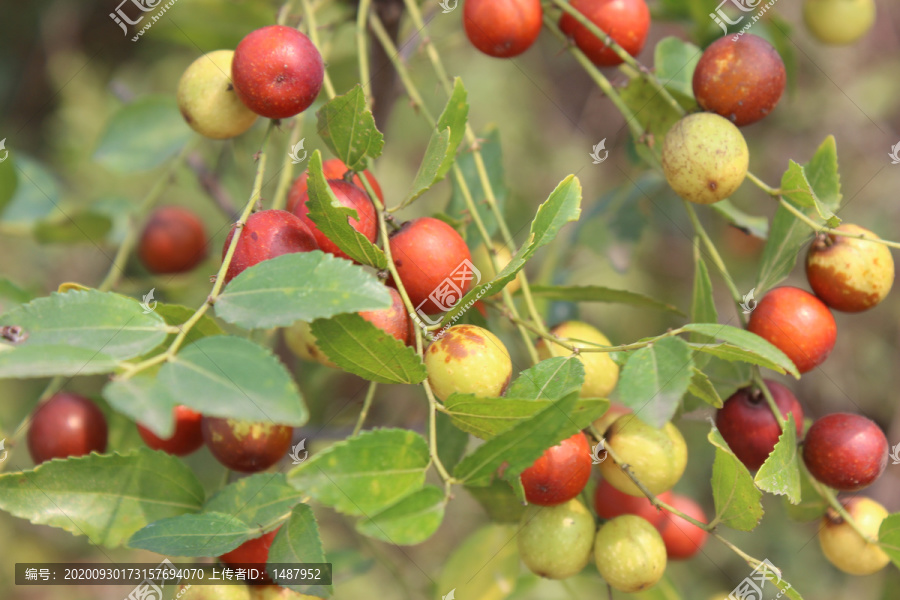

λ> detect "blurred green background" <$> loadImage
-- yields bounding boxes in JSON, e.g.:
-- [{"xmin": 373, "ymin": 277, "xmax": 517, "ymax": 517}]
[{"xmin": 1, "ymin": 0, "xmax": 900, "ymax": 598}]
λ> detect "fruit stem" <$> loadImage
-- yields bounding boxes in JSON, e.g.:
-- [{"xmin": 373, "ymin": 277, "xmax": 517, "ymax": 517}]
[
  {"xmin": 713, "ymin": 532, "xmax": 771, "ymax": 570},
  {"xmin": 803, "ymin": 463, "xmax": 878, "ymax": 545},
  {"xmin": 746, "ymin": 171, "xmax": 781, "ymax": 196},
  {"xmin": 271, "ymin": 115, "xmax": 307, "ymax": 211},
  {"xmin": 548, "ymin": 0, "xmax": 686, "ymax": 118},
  {"xmin": 300, "ymin": 0, "xmax": 336, "ymax": 99},
  {"xmin": 424, "ymin": 378, "xmax": 456, "ymax": 492},
  {"xmin": 368, "ymin": 11, "xmax": 541, "ymax": 363},
  {"xmin": 752, "ymin": 370, "xmax": 787, "ymax": 429},
  {"xmin": 683, "ymin": 200, "xmax": 747, "ymax": 325},
  {"xmin": 97, "ymin": 141, "xmax": 194, "ymax": 293},
  {"xmin": 779, "ymin": 197, "xmax": 900, "ymax": 250},
  {"xmin": 356, "ymin": 0, "xmax": 373, "ymax": 108},
  {"xmin": 352, "ymin": 381, "xmax": 378, "ymax": 436}
]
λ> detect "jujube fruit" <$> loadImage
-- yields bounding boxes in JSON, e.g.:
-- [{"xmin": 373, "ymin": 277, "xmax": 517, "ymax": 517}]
[
  {"xmin": 537, "ymin": 321, "xmax": 619, "ymax": 398},
  {"xmin": 202, "ymin": 417, "xmax": 293, "ymax": 473},
  {"xmin": 560, "ymin": 0, "xmax": 651, "ymax": 67},
  {"xmin": 746, "ymin": 286, "xmax": 836, "ymax": 374},
  {"xmin": 424, "ymin": 324, "xmax": 512, "ymax": 401},
  {"xmin": 27, "ymin": 392, "xmax": 108, "ymax": 464},
  {"xmin": 138, "ymin": 206, "xmax": 208, "ymax": 275},
  {"xmin": 222, "ymin": 209, "xmax": 318, "ymax": 284},
  {"xmin": 292, "ymin": 179, "xmax": 377, "ymax": 261},
  {"xmin": 804, "ymin": 0, "xmax": 875, "ymax": 45},
  {"xmin": 286, "ymin": 159, "xmax": 383, "ymax": 212},
  {"xmin": 137, "ymin": 405, "xmax": 204, "ymax": 456},
  {"xmin": 517, "ymin": 499, "xmax": 596, "ymax": 579},
  {"xmin": 594, "ymin": 515, "xmax": 667, "ymax": 592},
  {"xmin": 818, "ymin": 497, "xmax": 890, "ymax": 575},
  {"xmin": 520, "ymin": 432, "xmax": 592, "ymax": 506},
  {"xmin": 593, "ymin": 478, "xmax": 671, "ymax": 527},
  {"xmin": 463, "ymin": 0, "xmax": 543, "ymax": 58},
  {"xmin": 806, "ymin": 224, "xmax": 894, "ymax": 312},
  {"xmin": 692, "ymin": 34, "xmax": 786, "ymax": 127},
  {"xmin": 599, "ymin": 415, "xmax": 687, "ymax": 496},
  {"xmin": 177, "ymin": 50, "xmax": 258, "ymax": 139},
  {"xmin": 657, "ymin": 494, "xmax": 709, "ymax": 560},
  {"xmin": 802, "ymin": 412, "xmax": 888, "ymax": 491}
]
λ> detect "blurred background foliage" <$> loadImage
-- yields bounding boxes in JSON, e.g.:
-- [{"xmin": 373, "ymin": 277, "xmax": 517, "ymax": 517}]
[{"xmin": 0, "ymin": 0, "xmax": 899, "ymax": 598}]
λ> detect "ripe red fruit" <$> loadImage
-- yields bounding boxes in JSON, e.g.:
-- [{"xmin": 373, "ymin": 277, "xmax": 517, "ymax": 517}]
[
  {"xmin": 222, "ymin": 209, "xmax": 318, "ymax": 284},
  {"xmin": 463, "ymin": 0, "xmax": 543, "ymax": 58},
  {"xmin": 560, "ymin": 0, "xmax": 651, "ymax": 67},
  {"xmin": 520, "ymin": 432, "xmax": 592, "ymax": 506},
  {"xmin": 27, "ymin": 392, "xmax": 108, "ymax": 464},
  {"xmin": 388, "ymin": 217, "xmax": 473, "ymax": 315},
  {"xmin": 802, "ymin": 413, "xmax": 888, "ymax": 491},
  {"xmin": 137, "ymin": 405, "xmax": 204, "ymax": 456},
  {"xmin": 360, "ymin": 287, "xmax": 411, "ymax": 345},
  {"xmin": 657, "ymin": 495, "xmax": 709, "ymax": 560},
  {"xmin": 746, "ymin": 286, "xmax": 837, "ymax": 374},
  {"xmin": 593, "ymin": 478, "xmax": 672, "ymax": 527},
  {"xmin": 286, "ymin": 158, "xmax": 384, "ymax": 213},
  {"xmin": 231, "ymin": 25, "xmax": 324, "ymax": 120},
  {"xmin": 138, "ymin": 206, "xmax": 208, "ymax": 275},
  {"xmin": 202, "ymin": 417, "xmax": 293, "ymax": 473},
  {"xmin": 692, "ymin": 34, "xmax": 786, "ymax": 127},
  {"xmin": 291, "ymin": 179, "xmax": 378, "ymax": 261},
  {"xmin": 219, "ymin": 527, "xmax": 280, "ymax": 582},
  {"xmin": 716, "ymin": 380, "xmax": 804, "ymax": 471}
]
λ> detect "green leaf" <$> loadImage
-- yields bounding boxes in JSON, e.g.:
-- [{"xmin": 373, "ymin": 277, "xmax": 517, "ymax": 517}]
[
  {"xmin": 159, "ymin": 336, "xmax": 308, "ymax": 425},
  {"xmin": 754, "ymin": 414, "xmax": 801, "ymax": 503},
  {"xmin": 687, "ymin": 367, "xmax": 723, "ymax": 408},
  {"xmin": 878, "ymin": 513, "xmax": 900, "ymax": 571},
  {"xmin": 310, "ymin": 313, "xmax": 427, "ymax": 385},
  {"xmin": 355, "ymin": 485, "xmax": 446, "ymax": 545},
  {"xmin": 149, "ymin": 303, "xmax": 225, "ymax": 355},
  {"xmin": 689, "ymin": 343, "xmax": 793, "ymax": 375},
  {"xmin": 2, "ymin": 155, "xmax": 62, "ymax": 227},
  {"xmin": 93, "ymin": 96, "xmax": 191, "ymax": 173},
  {"xmin": 805, "ymin": 136, "xmax": 841, "ymax": 210},
  {"xmin": 453, "ymin": 392, "xmax": 582, "ymax": 485},
  {"xmin": 780, "ymin": 160, "xmax": 838, "ymax": 224},
  {"xmin": 215, "ymin": 252, "xmax": 392, "ymax": 329},
  {"xmin": 680, "ymin": 324, "xmax": 799, "ymax": 378},
  {"xmin": 619, "ymin": 74, "xmax": 684, "ymax": 165},
  {"xmin": 654, "ymin": 37, "xmax": 702, "ymax": 103},
  {"xmin": 0, "ymin": 449, "xmax": 203, "ymax": 547},
  {"xmin": 435, "ymin": 411, "xmax": 469, "ymax": 472},
  {"xmin": 204, "ymin": 473, "xmax": 302, "ymax": 529},
  {"xmin": 709, "ymin": 199, "xmax": 769, "ymax": 239},
  {"xmin": 708, "ymin": 427, "xmax": 763, "ymax": 531},
  {"xmin": 446, "ymin": 176, "xmax": 581, "ymax": 321},
  {"xmin": 505, "ymin": 356, "xmax": 585, "ymax": 401},
  {"xmin": 447, "ymin": 126, "xmax": 507, "ymax": 242},
  {"xmin": 401, "ymin": 128, "xmax": 451, "ymax": 207},
  {"xmin": 617, "ymin": 337, "xmax": 694, "ymax": 427},
  {"xmin": 443, "ymin": 395, "xmax": 607, "ymax": 440},
  {"xmin": 690, "ymin": 255, "xmax": 717, "ymax": 346},
  {"xmin": 0, "ymin": 150, "xmax": 18, "ymax": 216},
  {"xmin": 785, "ymin": 467, "xmax": 827, "ymax": 522},
  {"xmin": 102, "ymin": 376, "xmax": 179, "ymax": 438},
  {"xmin": 465, "ymin": 479, "xmax": 527, "ymax": 523},
  {"xmin": 315, "ymin": 85, "xmax": 384, "ymax": 171},
  {"xmin": 268, "ymin": 504, "xmax": 332, "ymax": 598},
  {"xmin": 128, "ymin": 512, "xmax": 252, "ymax": 557},
  {"xmin": 34, "ymin": 210, "xmax": 112, "ymax": 244},
  {"xmin": 286, "ymin": 429, "xmax": 429, "ymax": 517},
  {"xmin": 0, "ymin": 345, "xmax": 120, "ymax": 378},
  {"xmin": 305, "ymin": 151, "xmax": 386, "ymax": 268},
  {"xmin": 0, "ymin": 289, "xmax": 168, "ymax": 359},
  {"xmin": 527, "ymin": 285, "xmax": 683, "ymax": 315},
  {"xmin": 435, "ymin": 78, "xmax": 469, "ymax": 179},
  {"xmin": 435, "ymin": 524, "xmax": 519, "ymax": 600}
]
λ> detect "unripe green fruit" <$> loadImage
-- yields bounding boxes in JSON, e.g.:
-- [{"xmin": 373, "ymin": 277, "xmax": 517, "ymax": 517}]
[
  {"xmin": 662, "ymin": 113, "xmax": 749, "ymax": 205},
  {"xmin": 818, "ymin": 497, "xmax": 890, "ymax": 575},
  {"xmin": 283, "ymin": 321, "xmax": 337, "ymax": 368},
  {"xmin": 177, "ymin": 569, "xmax": 252, "ymax": 600},
  {"xmin": 537, "ymin": 321, "xmax": 619, "ymax": 398},
  {"xmin": 177, "ymin": 50, "xmax": 258, "ymax": 139},
  {"xmin": 594, "ymin": 515, "xmax": 667, "ymax": 593},
  {"xmin": 517, "ymin": 499, "xmax": 595, "ymax": 579},
  {"xmin": 425, "ymin": 325, "xmax": 512, "ymax": 401},
  {"xmin": 599, "ymin": 415, "xmax": 687, "ymax": 496},
  {"xmin": 804, "ymin": 0, "xmax": 875, "ymax": 45}
]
